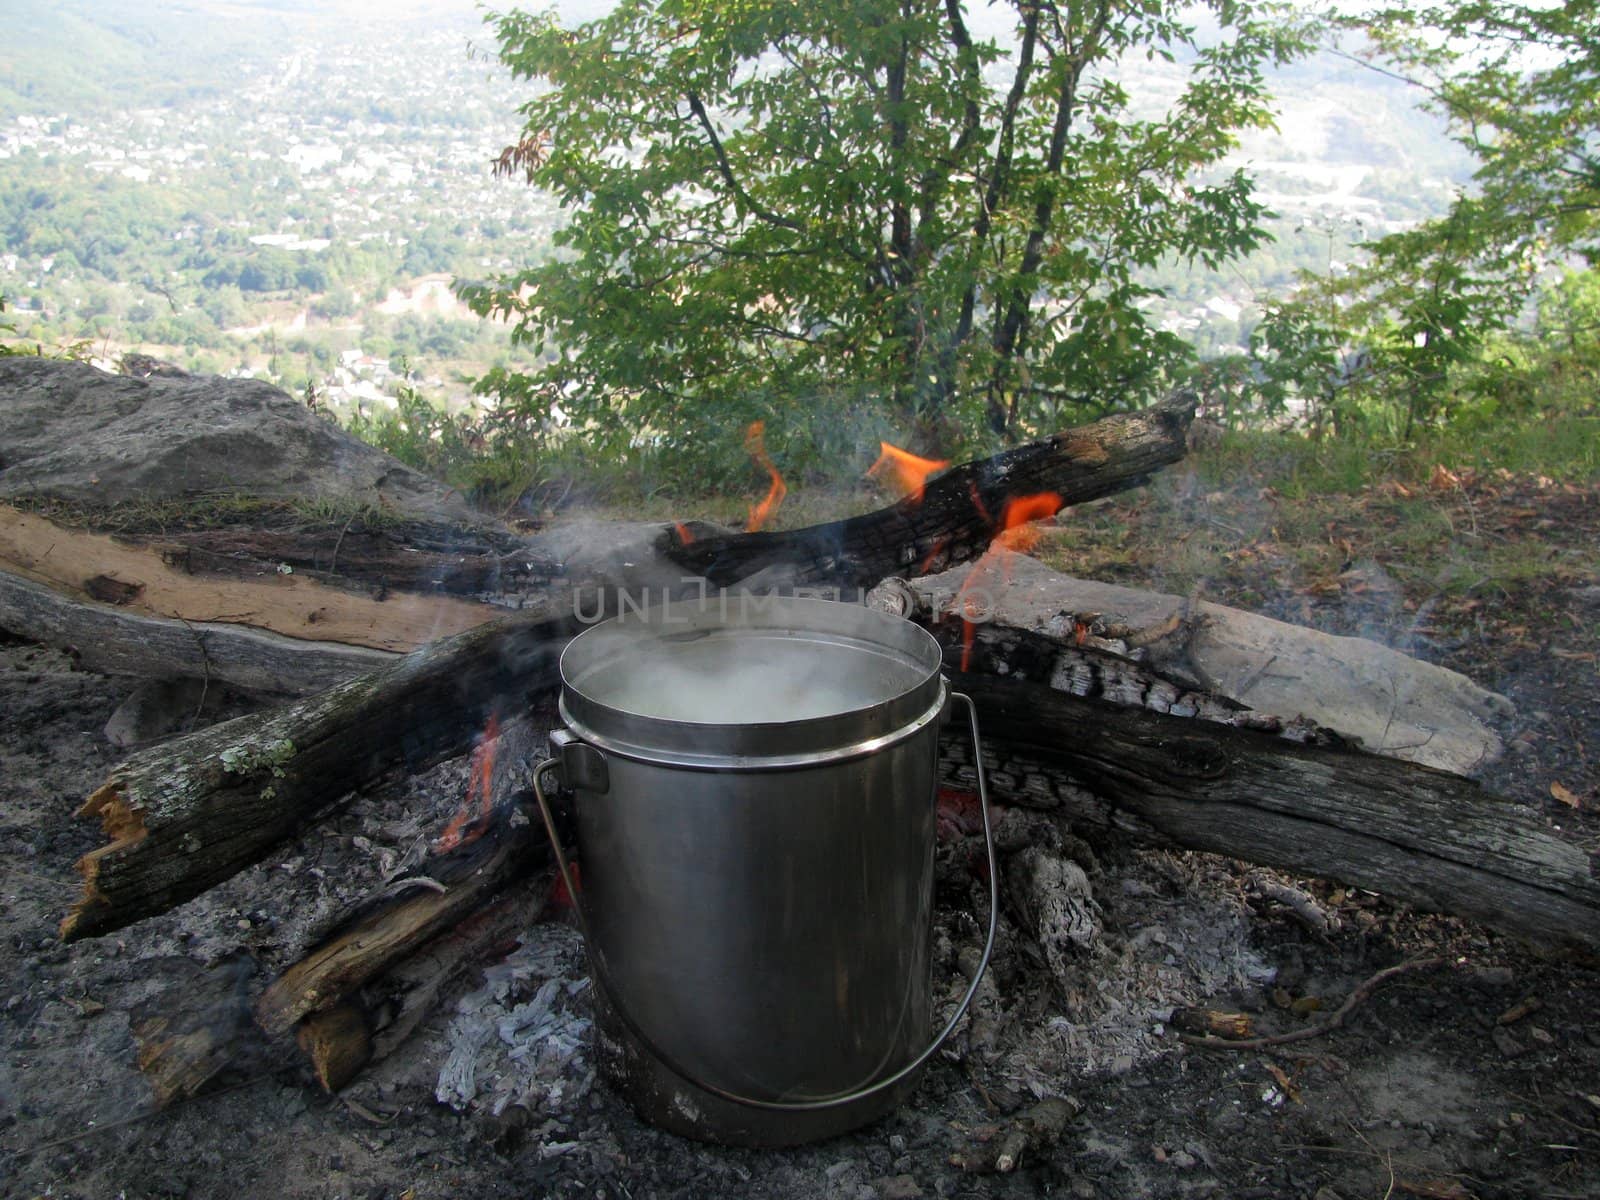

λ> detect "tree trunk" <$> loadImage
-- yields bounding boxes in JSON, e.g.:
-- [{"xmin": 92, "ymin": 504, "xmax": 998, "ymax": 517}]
[{"xmin": 0, "ymin": 567, "xmax": 395, "ymax": 695}]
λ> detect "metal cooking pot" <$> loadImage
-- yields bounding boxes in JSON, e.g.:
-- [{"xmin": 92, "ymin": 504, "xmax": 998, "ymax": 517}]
[{"xmin": 532, "ymin": 594, "xmax": 995, "ymax": 1146}]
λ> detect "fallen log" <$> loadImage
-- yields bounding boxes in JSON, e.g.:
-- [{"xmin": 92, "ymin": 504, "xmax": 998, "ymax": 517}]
[
  {"xmin": 36, "ymin": 374, "xmax": 1587, "ymax": 953},
  {"xmin": 159, "ymin": 524, "xmax": 560, "ymax": 599},
  {"xmin": 0, "ymin": 504, "xmax": 502, "ymax": 658},
  {"xmin": 0, "ymin": 567, "xmax": 394, "ymax": 695},
  {"xmin": 60, "ymin": 581, "xmax": 1599, "ymax": 956},
  {"xmin": 1, "ymin": 395, "xmax": 1193, "ymax": 689},
  {"xmin": 60, "ymin": 604, "xmax": 587, "ymax": 943},
  {"xmin": 904, "ymin": 556, "xmax": 1512, "ymax": 774},
  {"xmin": 47, "ymin": 399, "xmax": 1201, "ymax": 941},
  {"xmin": 941, "ymin": 665, "xmax": 1600, "ymax": 952}
]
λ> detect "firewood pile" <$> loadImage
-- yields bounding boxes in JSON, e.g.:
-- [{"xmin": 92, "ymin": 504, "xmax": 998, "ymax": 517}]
[{"xmin": 1, "ymin": 356, "xmax": 1595, "ymax": 1158}]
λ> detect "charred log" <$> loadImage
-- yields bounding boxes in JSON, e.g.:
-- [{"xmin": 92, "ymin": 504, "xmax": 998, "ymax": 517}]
[
  {"xmin": 128, "ymin": 955, "xmax": 261, "ymax": 1107},
  {"xmin": 296, "ymin": 1001, "xmax": 372, "ymax": 1093},
  {"xmin": 944, "ymin": 669, "xmax": 1600, "ymax": 953},
  {"xmin": 255, "ymin": 806, "xmax": 549, "ymax": 1037},
  {"xmin": 159, "ymin": 526, "xmax": 561, "ymax": 598}
]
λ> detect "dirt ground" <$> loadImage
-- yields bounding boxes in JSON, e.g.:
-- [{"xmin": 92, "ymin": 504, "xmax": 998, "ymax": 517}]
[{"xmin": 1, "ymin": 475, "xmax": 1597, "ymax": 1200}]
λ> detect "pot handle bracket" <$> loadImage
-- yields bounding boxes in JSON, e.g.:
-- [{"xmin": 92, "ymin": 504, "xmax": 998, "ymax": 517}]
[
  {"xmin": 527, "ymin": 694, "xmax": 998, "ymax": 1113},
  {"xmin": 546, "ymin": 727, "xmax": 609, "ymax": 795}
]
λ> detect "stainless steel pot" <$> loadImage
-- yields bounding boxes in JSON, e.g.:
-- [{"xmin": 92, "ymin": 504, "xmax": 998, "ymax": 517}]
[{"xmin": 532, "ymin": 594, "xmax": 994, "ymax": 1146}]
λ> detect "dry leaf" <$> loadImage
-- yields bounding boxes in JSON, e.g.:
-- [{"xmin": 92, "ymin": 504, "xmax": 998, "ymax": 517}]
[
  {"xmin": 1428, "ymin": 464, "xmax": 1461, "ymax": 491},
  {"xmin": 1550, "ymin": 782, "xmax": 1582, "ymax": 809},
  {"xmin": 1290, "ymin": 995, "xmax": 1324, "ymax": 1017}
]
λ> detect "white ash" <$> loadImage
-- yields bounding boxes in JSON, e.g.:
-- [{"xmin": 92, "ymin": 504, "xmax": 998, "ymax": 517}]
[
  {"xmin": 435, "ymin": 923, "xmax": 594, "ymax": 1117},
  {"xmin": 989, "ymin": 848, "xmax": 1275, "ymax": 1098}
]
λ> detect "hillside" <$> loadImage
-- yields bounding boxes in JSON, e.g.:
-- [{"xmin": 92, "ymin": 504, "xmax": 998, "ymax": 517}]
[{"xmin": 0, "ymin": 2, "xmax": 1476, "ymax": 413}]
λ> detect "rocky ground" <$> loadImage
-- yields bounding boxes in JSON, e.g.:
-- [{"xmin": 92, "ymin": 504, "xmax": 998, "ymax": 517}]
[{"xmin": 1, "ymin": 472, "xmax": 1597, "ymax": 1200}]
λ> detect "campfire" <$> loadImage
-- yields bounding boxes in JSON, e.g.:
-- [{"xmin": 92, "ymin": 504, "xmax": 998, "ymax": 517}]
[{"xmin": 2, "ymin": 359, "xmax": 1594, "ymax": 1186}]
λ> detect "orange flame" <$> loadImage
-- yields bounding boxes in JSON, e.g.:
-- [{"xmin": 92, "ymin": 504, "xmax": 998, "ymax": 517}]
[
  {"xmin": 435, "ymin": 713, "xmax": 500, "ymax": 853},
  {"xmin": 995, "ymin": 492, "xmax": 1063, "ymax": 552},
  {"xmin": 954, "ymin": 491, "xmax": 1063, "ymax": 670},
  {"xmin": 744, "ymin": 420, "xmax": 787, "ymax": 531},
  {"xmin": 867, "ymin": 442, "xmax": 950, "ymax": 503}
]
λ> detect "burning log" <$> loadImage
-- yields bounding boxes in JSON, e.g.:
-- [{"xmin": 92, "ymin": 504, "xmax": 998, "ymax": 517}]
[
  {"xmin": 47, "ymin": 400, "xmax": 1198, "ymax": 943},
  {"xmin": 60, "ymin": 607, "xmax": 587, "ymax": 943},
  {"xmin": 0, "ymin": 396, "xmax": 1191, "ymax": 695},
  {"xmin": 663, "ymin": 390, "xmax": 1194, "ymax": 588}
]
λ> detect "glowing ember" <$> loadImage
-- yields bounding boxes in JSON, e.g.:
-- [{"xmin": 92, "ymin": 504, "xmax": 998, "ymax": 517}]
[
  {"xmin": 550, "ymin": 860, "xmax": 583, "ymax": 908},
  {"xmin": 866, "ymin": 442, "xmax": 950, "ymax": 503},
  {"xmin": 936, "ymin": 786, "xmax": 984, "ymax": 842},
  {"xmin": 743, "ymin": 420, "xmax": 787, "ymax": 531},
  {"xmin": 435, "ymin": 714, "xmax": 500, "ymax": 853}
]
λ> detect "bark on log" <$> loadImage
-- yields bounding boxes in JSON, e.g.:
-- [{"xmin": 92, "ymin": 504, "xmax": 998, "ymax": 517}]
[
  {"xmin": 61, "ymin": 605, "xmax": 587, "ymax": 942},
  {"xmin": 662, "ymin": 391, "xmax": 1196, "ymax": 588}
]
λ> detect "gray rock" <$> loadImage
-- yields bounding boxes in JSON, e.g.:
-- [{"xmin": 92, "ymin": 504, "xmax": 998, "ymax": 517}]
[{"xmin": 0, "ymin": 357, "xmax": 483, "ymax": 528}]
